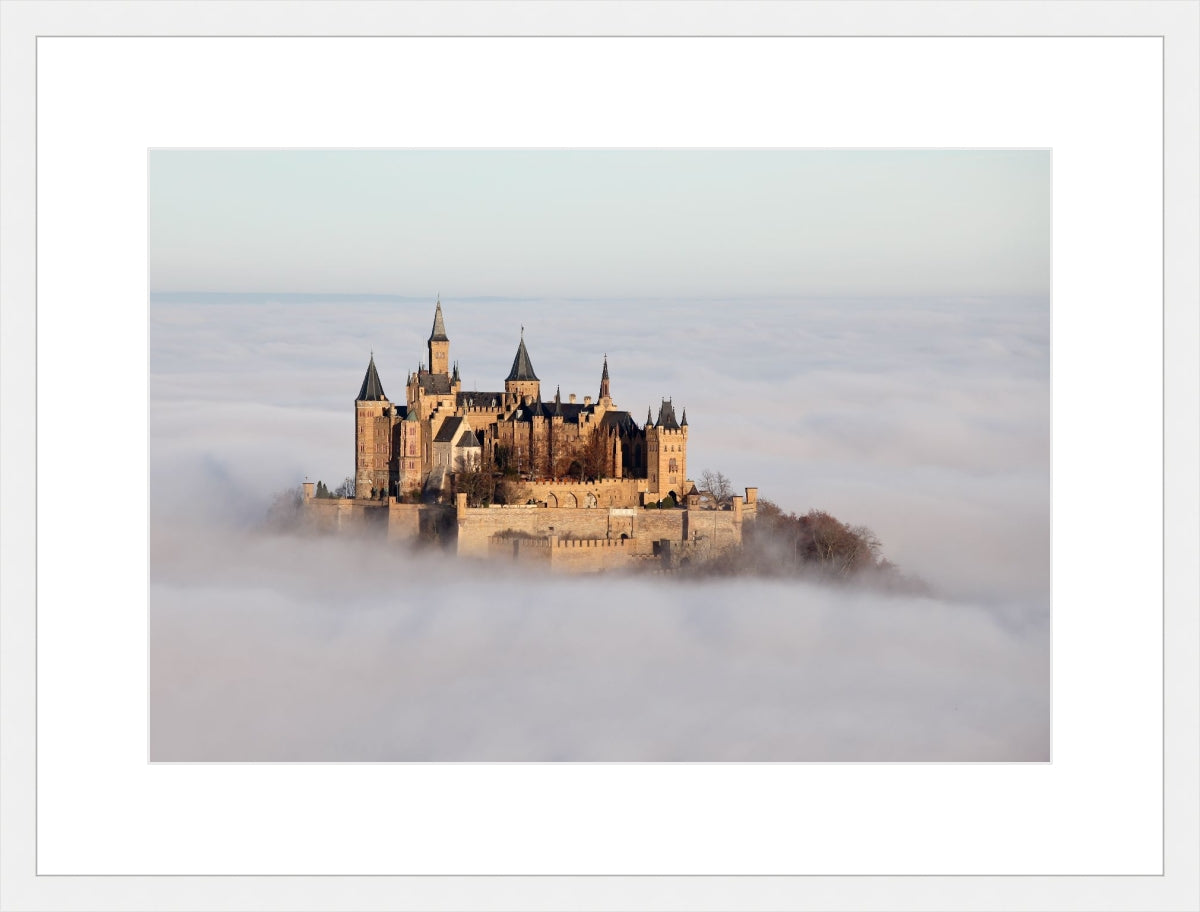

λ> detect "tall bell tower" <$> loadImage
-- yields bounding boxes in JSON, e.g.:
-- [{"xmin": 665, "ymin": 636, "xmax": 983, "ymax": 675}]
[{"xmin": 427, "ymin": 296, "xmax": 450, "ymax": 376}]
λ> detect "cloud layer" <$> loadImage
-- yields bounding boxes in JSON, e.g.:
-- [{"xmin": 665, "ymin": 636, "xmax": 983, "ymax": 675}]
[{"xmin": 149, "ymin": 293, "xmax": 1050, "ymax": 760}]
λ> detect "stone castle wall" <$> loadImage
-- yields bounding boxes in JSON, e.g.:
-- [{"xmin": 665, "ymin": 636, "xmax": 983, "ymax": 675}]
[
  {"xmin": 522, "ymin": 477, "xmax": 646, "ymax": 509},
  {"xmin": 303, "ymin": 495, "xmax": 453, "ymax": 542},
  {"xmin": 302, "ymin": 487, "xmax": 756, "ymax": 573},
  {"xmin": 457, "ymin": 492, "xmax": 755, "ymax": 571},
  {"xmin": 303, "ymin": 497, "xmax": 389, "ymax": 534},
  {"xmin": 548, "ymin": 538, "xmax": 642, "ymax": 572},
  {"xmin": 456, "ymin": 504, "xmax": 612, "ymax": 558}
]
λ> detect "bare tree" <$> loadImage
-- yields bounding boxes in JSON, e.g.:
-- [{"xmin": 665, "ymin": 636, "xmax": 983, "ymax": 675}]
[
  {"xmin": 495, "ymin": 474, "xmax": 531, "ymax": 505},
  {"xmin": 262, "ymin": 485, "xmax": 302, "ymax": 531},
  {"xmin": 699, "ymin": 469, "xmax": 734, "ymax": 507},
  {"xmin": 579, "ymin": 429, "xmax": 611, "ymax": 481},
  {"xmin": 454, "ymin": 451, "xmax": 495, "ymax": 507},
  {"xmin": 802, "ymin": 510, "xmax": 882, "ymax": 577},
  {"xmin": 333, "ymin": 476, "xmax": 355, "ymax": 498}
]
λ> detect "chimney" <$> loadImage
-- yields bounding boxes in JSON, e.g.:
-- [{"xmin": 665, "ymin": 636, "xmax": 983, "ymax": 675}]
[
  {"xmin": 569, "ymin": 393, "xmax": 577, "ymax": 403},
  {"xmin": 584, "ymin": 395, "xmax": 592, "ymax": 406}
]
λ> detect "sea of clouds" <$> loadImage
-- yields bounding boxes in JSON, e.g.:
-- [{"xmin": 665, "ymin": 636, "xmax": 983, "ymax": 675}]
[{"xmin": 149, "ymin": 294, "xmax": 1050, "ymax": 760}]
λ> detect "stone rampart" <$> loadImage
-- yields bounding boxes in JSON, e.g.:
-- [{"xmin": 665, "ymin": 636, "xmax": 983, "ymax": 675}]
[
  {"xmin": 458, "ymin": 494, "xmax": 748, "ymax": 568},
  {"xmin": 548, "ymin": 537, "xmax": 641, "ymax": 572},
  {"xmin": 488, "ymin": 535, "xmax": 552, "ymax": 565},
  {"xmin": 457, "ymin": 504, "xmax": 612, "ymax": 557},
  {"xmin": 523, "ymin": 478, "xmax": 646, "ymax": 509},
  {"xmin": 303, "ymin": 497, "xmax": 389, "ymax": 533}
]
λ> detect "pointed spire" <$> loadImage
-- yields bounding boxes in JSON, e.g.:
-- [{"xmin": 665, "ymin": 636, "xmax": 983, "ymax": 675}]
[
  {"xmin": 356, "ymin": 353, "xmax": 387, "ymax": 401},
  {"xmin": 506, "ymin": 333, "xmax": 539, "ymax": 381},
  {"xmin": 646, "ymin": 406, "xmax": 653, "ymax": 427},
  {"xmin": 429, "ymin": 297, "xmax": 449, "ymax": 342},
  {"xmin": 680, "ymin": 407, "xmax": 688, "ymax": 426},
  {"xmin": 656, "ymin": 398, "xmax": 680, "ymax": 430},
  {"xmin": 599, "ymin": 354, "xmax": 611, "ymax": 401},
  {"xmin": 452, "ymin": 360, "xmax": 461, "ymax": 382},
  {"xmin": 553, "ymin": 385, "xmax": 564, "ymax": 417}
]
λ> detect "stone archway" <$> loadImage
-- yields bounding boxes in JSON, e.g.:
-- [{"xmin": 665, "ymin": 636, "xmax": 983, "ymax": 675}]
[
  {"xmin": 562, "ymin": 492, "xmax": 578, "ymax": 508},
  {"xmin": 546, "ymin": 493, "xmax": 558, "ymax": 508},
  {"xmin": 585, "ymin": 492, "xmax": 598, "ymax": 508}
]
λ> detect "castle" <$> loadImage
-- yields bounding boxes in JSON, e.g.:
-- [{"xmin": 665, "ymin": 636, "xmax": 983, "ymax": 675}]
[{"xmin": 303, "ymin": 298, "xmax": 756, "ymax": 571}]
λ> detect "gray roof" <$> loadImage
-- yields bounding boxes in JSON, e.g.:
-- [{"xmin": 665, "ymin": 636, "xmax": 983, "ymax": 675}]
[
  {"xmin": 356, "ymin": 355, "xmax": 387, "ymax": 401},
  {"xmin": 458, "ymin": 391, "xmax": 505, "ymax": 409},
  {"xmin": 457, "ymin": 429, "xmax": 480, "ymax": 449},
  {"xmin": 418, "ymin": 371, "xmax": 452, "ymax": 395},
  {"xmin": 429, "ymin": 299, "xmax": 449, "ymax": 342},
  {"xmin": 511, "ymin": 399, "xmax": 544, "ymax": 422},
  {"xmin": 656, "ymin": 398, "xmax": 680, "ymax": 430},
  {"xmin": 433, "ymin": 416, "xmax": 465, "ymax": 443},
  {"xmin": 599, "ymin": 410, "xmax": 638, "ymax": 434},
  {"xmin": 506, "ymin": 335, "xmax": 538, "ymax": 381},
  {"xmin": 558, "ymin": 403, "xmax": 587, "ymax": 424}
]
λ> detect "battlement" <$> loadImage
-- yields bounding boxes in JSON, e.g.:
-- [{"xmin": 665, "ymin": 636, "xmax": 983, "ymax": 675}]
[{"xmin": 555, "ymin": 538, "xmax": 630, "ymax": 549}]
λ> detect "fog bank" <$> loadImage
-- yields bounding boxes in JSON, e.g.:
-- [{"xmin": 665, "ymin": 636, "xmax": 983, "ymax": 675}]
[
  {"xmin": 149, "ymin": 293, "xmax": 1050, "ymax": 760},
  {"xmin": 151, "ymin": 525, "xmax": 1048, "ymax": 761}
]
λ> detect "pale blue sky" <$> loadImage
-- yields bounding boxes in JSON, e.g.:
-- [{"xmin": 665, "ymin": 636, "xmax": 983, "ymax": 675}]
[{"xmin": 149, "ymin": 150, "xmax": 1050, "ymax": 298}]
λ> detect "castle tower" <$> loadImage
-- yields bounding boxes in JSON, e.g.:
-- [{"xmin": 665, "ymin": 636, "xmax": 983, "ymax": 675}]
[
  {"xmin": 355, "ymin": 353, "xmax": 391, "ymax": 498},
  {"xmin": 427, "ymin": 297, "xmax": 450, "ymax": 376},
  {"xmin": 504, "ymin": 328, "xmax": 540, "ymax": 403},
  {"xmin": 528, "ymin": 396, "xmax": 548, "ymax": 478},
  {"xmin": 398, "ymin": 407, "xmax": 423, "ymax": 500},
  {"xmin": 645, "ymin": 398, "xmax": 688, "ymax": 498},
  {"xmin": 599, "ymin": 354, "xmax": 611, "ymax": 405},
  {"xmin": 549, "ymin": 385, "xmax": 565, "ymax": 476}
]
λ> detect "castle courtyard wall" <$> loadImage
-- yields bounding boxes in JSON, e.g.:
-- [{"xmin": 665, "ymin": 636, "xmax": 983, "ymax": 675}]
[
  {"xmin": 303, "ymin": 497, "xmax": 389, "ymax": 533},
  {"xmin": 303, "ymin": 488, "xmax": 756, "ymax": 573},
  {"xmin": 457, "ymin": 494, "xmax": 751, "ymax": 570},
  {"xmin": 523, "ymin": 478, "xmax": 646, "ymax": 509}
]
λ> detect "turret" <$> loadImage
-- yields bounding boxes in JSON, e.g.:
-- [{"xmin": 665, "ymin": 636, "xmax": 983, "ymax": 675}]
[
  {"xmin": 599, "ymin": 354, "xmax": 611, "ymax": 403},
  {"xmin": 504, "ymin": 327, "xmax": 540, "ymax": 402},
  {"xmin": 645, "ymin": 397, "xmax": 687, "ymax": 498},
  {"xmin": 355, "ymin": 353, "xmax": 391, "ymax": 498},
  {"xmin": 428, "ymin": 297, "xmax": 450, "ymax": 376}
]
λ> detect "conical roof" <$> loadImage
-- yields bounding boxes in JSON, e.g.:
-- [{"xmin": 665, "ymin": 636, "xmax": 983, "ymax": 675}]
[
  {"xmin": 601, "ymin": 355, "xmax": 610, "ymax": 381},
  {"xmin": 656, "ymin": 398, "xmax": 680, "ymax": 430},
  {"xmin": 357, "ymin": 355, "xmax": 387, "ymax": 401},
  {"xmin": 506, "ymin": 334, "xmax": 539, "ymax": 381},
  {"xmin": 552, "ymin": 385, "xmax": 563, "ymax": 417},
  {"xmin": 429, "ymin": 299, "xmax": 449, "ymax": 342},
  {"xmin": 680, "ymin": 407, "xmax": 688, "ymax": 426}
]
